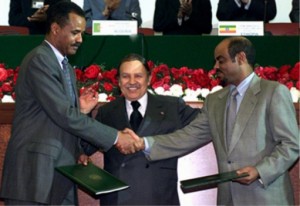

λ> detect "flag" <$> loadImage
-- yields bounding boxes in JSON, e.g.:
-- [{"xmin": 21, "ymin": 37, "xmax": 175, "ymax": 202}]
[{"xmin": 219, "ymin": 25, "xmax": 236, "ymax": 34}]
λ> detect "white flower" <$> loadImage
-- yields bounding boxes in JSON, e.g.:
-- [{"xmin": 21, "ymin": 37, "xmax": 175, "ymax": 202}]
[
  {"xmin": 1, "ymin": 95, "xmax": 14, "ymax": 103},
  {"xmin": 154, "ymin": 87, "xmax": 166, "ymax": 95},
  {"xmin": 98, "ymin": 93, "xmax": 108, "ymax": 102},
  {"xmin": 169, "ymin": 84, "xmax": 184, "ymax": 97},
  {"xmin": 183, "ymin": 88, "xmax": 201, "ymax": 101},
  {"xmin": 290, "ymin": 87, "xmax": 300, "ymax": 103},
  {"xmin": 211, "ymin": 85, "xmax": 223, "ymax": 93},
  {"xmin": 200, "ymin": 88, "xmax": 210, "ymax": 98}
]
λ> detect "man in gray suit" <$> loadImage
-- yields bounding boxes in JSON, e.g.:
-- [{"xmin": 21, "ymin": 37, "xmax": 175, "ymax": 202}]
[
  {"xmin": 82, "ymin": 53, "xmax": 199, "ymax": 205},
  {"xmin": 130, "ymin": 37, "xmax": 299, "ymax": 205},
  {"xmin": 0, "ymin": 1, "xmax": 135, "ymax": 205}
]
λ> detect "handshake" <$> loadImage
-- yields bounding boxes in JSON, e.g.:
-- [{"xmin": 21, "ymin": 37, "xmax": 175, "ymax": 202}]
[{"xmin": 115, "ymin": 128, "xmax": 145, "ymax": 154}]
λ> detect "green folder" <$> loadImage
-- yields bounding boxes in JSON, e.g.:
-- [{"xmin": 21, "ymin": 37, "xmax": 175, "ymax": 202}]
[
  {"xmin": 180, "ymin": 170, "xmax": 249, "ymax": 193},
  {"xmin": 56, "ymin": 162, "xmax": 129, "ymax": 195}
]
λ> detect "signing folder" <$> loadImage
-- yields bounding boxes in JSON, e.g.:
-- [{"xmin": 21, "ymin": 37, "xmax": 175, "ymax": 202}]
[
  {"xmin": 56, "ymin": 162, "xmax": 129, "ymax": 195},
  {"xmin": 180, "ymin": 170, "xmax": 248, "ymax": 193}
]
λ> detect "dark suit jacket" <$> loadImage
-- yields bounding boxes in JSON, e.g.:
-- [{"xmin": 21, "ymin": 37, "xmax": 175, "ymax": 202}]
[
  {"xmin": 216, "ymin": 0, "xmax": 277, "ymax": 22},
  {"xmin": 0, "ymin": 41, "xmax": 117, "ymax": 204},
  {"xmin": 89, "ymin": 93, "xmax": 199, "ymax": 205},
  {"xmin": 153, "ymin": 0, "xmax": 212, "ymax": 35},
  {"xmin": 290, "ymin": 0, "xmax": 299, "ymax": 22}
]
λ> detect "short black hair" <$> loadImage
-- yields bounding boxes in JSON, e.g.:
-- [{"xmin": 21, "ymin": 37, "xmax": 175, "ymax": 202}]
[
  {"xmin": 227, "ymin": 37, "xmax": 256, "ymax": 68},
  {"xmin": 117, "ymin": 53, "xmax": 151, "ymax": 77},
  {"xmin": 45, "ymin": 1, "xmax": 85, "ymax": 34}
]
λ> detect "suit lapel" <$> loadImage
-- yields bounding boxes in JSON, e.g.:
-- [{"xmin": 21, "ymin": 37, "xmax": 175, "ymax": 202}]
[
  {"xmin": 228, "ymin": 75, "xmax": 261, "ymax": 155},
  {"xmin": 214, "ymin": 88, "xmax": 231, "ymax": 153},
  {"xmin": 43, "ymin": 41, "xmax": 78, "ymax": 106},
  {"xmin": 111, "ymin": 98, "xmax": 130, "ymax": 128},
  {"xmin": 138, "ymin": 94, "xmax": 166, "ymax": 135}
]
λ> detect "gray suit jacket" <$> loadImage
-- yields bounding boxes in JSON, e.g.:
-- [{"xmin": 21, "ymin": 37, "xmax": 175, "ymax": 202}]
[
  {"xmin": 148, "ymin": 75, "xmax": 299, "ymax": 205},
  {"xmin": 0, "ymin": 41, "xmax": 117, "ymax": 204},
  {"xmin": 86, "ymin": 93, "xmax": 199, "ymax": 205}
]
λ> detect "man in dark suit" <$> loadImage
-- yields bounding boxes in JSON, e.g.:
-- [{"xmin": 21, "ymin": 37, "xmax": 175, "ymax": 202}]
[
  {"xmin": 8, "ymin": 0, "xmax": 70, "ymax": 34},
  {"xmin": 0, "ymin": 2, "xmax": 135, "ymax": 205},
  {"xmin": 83, "ymin": 53, "xmax": 199, "ymax": 205},
  {"xmin": 290, "ymin": 0, "xmax": 299, "ymax": 22},
  {"xmin": 216, "ymin": 0, "xmax": 277, "ymax": 22},
  {"xmin": 153, "ymin": 0, "xmax": 212, "ymax": 35}
]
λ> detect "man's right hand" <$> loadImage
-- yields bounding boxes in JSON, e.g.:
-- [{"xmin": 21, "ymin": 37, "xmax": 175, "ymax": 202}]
[{"xmin": 115, "ymin": 128, "xmax": 144, "ymax": 154}]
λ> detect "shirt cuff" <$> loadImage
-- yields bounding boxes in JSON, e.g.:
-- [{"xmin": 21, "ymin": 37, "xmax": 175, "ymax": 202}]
[
  {"xmin": 143, "ymin": 137, "xmax": 150, "ymax": 155},
  {"xmin": 178, "ymin": 18, "xmax": 183, "ymax": 26}
]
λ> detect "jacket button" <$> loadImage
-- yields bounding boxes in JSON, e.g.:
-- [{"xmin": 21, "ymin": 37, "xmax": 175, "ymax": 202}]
[
  {"xmin": 145, "ymin": 164, "xmax": 149, "ymax": 168},
  {"xmin": 121, "ymin": 163, "xmax": 126, "ymax": 168}
]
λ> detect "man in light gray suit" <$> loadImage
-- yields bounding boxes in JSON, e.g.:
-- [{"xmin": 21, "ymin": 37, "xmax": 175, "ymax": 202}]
[
  {"xmin": 0, "ymin": 1, "xmax": 135, "ymax": 205},
  {"xmin": 129, "ymin": 36, "xmax": 299, "ymax": 205}
]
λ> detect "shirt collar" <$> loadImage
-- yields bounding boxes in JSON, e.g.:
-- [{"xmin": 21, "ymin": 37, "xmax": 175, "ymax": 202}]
[
  {"xmin": 44, "ymin": 40, "xmax": 66, "ymax": 69},
  {"xmin": 231, "ymin": 72, "xmax": 255, "ymax": 97},
  {"xmin": 126, "ymin": 93, "xmax": 148, "ymax": 117}
]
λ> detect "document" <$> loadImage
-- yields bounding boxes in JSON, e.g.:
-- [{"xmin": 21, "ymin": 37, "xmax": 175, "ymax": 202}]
[
  {"xmin": 180, "ymin": 170, "xmax": 248, "ymax": 193},
  {"xmin": 56, "ymin": 162, "xmax": 129, "ymax": 195}
]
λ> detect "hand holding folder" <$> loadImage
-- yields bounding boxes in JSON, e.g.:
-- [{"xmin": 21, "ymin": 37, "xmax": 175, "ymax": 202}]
[
  {"xmin": 180, "ymin": 170, "xmax": 249, "ymax": 193},
  {"xmin": 56, "ymin": 162, "xmax": 129, "ymax": 196}
]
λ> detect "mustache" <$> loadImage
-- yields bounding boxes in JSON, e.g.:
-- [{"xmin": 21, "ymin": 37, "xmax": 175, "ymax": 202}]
[
  {"xmin": 126, "ymin": 83, "xmax": 140, "ymax": 88},
  {"xmin": 72, "ymin": 43, "xmax": 81, "ymax": 47},
  {"xmin": 216, "ymin": 68, "xmax": 222, "ymax": 73}
]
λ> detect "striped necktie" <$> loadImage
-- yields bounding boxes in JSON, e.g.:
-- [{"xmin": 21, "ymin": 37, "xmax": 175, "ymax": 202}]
[{"xmin": 62, "ymin": 57, "xmax": 75, "ymax": 105}]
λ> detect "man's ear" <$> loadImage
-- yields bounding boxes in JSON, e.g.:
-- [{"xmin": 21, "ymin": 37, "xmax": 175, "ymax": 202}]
[
  {"xmin": 51, "ymin": 23, "xmax": 60, "ymax": 35},
  {"xmin": 237, "ymin": 51, "xmax": 247, "ymax": 65}
]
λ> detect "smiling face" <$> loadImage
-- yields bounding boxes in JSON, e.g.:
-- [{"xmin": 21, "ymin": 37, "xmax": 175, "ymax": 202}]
[
  {"xmin": 50, "ymin": 12, "xmax": 86, "ymax": 56},
  {"xmin": 118, "ymin": 60, "xmax": 151, "ymax": 101}
]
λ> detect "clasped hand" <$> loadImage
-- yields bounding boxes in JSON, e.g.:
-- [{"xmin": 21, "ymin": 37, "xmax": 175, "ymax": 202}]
[
  {"xmin": 115, "ymin": 128, "xmax": 144, "ymax": 154},
  {"xmin": 103, "ymin": 0, "xmax": 121, "ymax": 16},
  {"xmin": 178, "ymin": 0, "xmax": 193, "ymax": 18},
  {"xmin": 28, "ymin": 5, "xmax": 49, "ymax": 22}
]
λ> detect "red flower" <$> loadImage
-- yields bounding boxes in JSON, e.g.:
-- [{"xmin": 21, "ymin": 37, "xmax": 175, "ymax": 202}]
[
  {"xmin": 84, "ymin": 64, "xmax": 101, "ymax": 79},
  {"xmin": 0, "ymin": 67, "xmax": 8, "ymax": 82},
  {"xmin": 107, "ymin": 96, "xmax": 116, "ymax": 102},
  {"xmin": 2, "ymin": 82, "xmax": 13, "ymax": 93},
  {"xmin": 102, "ymin": 69, "xmax": 118, "ymax": 85},
  {"xmin": 290, "ymin": 62, "xmax": 300, "ymax": 81},
  {"xmin": 103, "ymin": 82, "xmax": 114, "ymax": 92}
]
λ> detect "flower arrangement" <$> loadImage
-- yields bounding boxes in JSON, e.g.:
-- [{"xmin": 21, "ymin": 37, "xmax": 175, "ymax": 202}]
[{"xmin": 0, "ymin": 61, "xmax": 299, "ymax": 103}]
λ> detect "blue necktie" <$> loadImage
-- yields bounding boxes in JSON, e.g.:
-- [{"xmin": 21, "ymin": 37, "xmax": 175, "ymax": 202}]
[
  {"xmin": 130, "ymin": 101, "xmax": 143, "ymax": 132},
  {"xmin": 62, "ymin": 57, "xmax": 75, "ymax": 105}
]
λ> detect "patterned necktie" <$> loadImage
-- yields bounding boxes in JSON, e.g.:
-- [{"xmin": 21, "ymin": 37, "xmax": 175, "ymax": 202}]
[
  {"xmin": 62, "ymin": 57, "xmax": 75, "ymax": 105},
  {"xmin": 226, "ymin": 88, "xmax": 238, "ymax": 147},
  {"xmin": 130, "ymin": 101, "xmax": 143, "ymax": 132}
]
